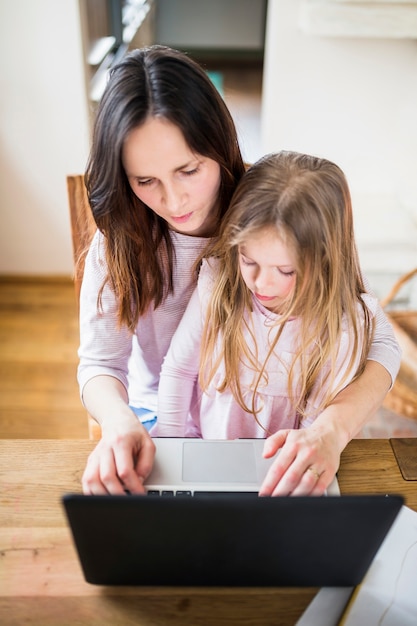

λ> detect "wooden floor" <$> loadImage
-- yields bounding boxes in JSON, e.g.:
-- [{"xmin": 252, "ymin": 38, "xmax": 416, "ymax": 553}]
[
  {"xmin": 1, "ymin": 277, "xmax": 417, "ymax": 440},
  {"xmin": 0, "ymin": 278, "xmax": 88, "ymax": 438}
]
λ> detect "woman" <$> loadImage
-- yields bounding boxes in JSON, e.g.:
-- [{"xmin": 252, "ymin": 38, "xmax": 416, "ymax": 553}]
[{"xmin": 79, "ymin": 45, "xmax": 400, "ymax": 495}]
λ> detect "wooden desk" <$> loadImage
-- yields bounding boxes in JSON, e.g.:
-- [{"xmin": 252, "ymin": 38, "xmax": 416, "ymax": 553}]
[{"xmin": 0, "ymin": 439, "xmax": 415, "ymax": 626}]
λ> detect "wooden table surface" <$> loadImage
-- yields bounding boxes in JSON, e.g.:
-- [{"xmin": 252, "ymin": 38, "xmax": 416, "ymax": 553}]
[{"xmin": 0, "ymin": 438, "xmax": 415, "ymax": 626}]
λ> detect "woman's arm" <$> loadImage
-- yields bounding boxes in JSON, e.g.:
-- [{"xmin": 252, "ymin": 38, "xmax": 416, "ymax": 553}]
[
  {"xmin": 260, "ymin": 295, "xmax": 400, "ymax": 497},
  {"xmin": 77, "ymin": 231, "xmax": 134, "ymax": 398},
  {"xmin": 78, "ymin": 232, "xmax": 155, "ymax": 494},
  {"xmin": 366, "ymin": 296, "xmax": 401, "ymax": 388}
]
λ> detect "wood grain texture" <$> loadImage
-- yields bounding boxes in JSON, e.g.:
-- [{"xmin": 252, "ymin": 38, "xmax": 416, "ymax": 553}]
[
  {"xmin": 66, "ymin": 174, "xmax": 97, "ymax": 304},
  {"xmin": 338, "ymin": 439, "xmax": 417, "ymax": 511},
  {"xmin": 0, "ymin": 280, "xmax": 88, "ymax": 439},
  {"xmin": 390, "ymin": 437, "xmax": 417, "ymax": 480},
  {"xmin": 0, "ymin": 591, "xmax": 318, "ymax": 626}
]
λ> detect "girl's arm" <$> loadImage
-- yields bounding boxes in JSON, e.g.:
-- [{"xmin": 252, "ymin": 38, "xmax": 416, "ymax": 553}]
[
  {"xmin": 157, "ymin": 288, "xmax": 203, "ymax": 436},
  {"xmin": 260, "ymin": 298, "xmax": 401, "ymax": 497}
]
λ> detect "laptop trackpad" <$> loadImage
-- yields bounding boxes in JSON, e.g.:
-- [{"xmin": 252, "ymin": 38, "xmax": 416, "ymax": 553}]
[{"xmin": 182, "ymin": 441, "xmax": 258, "ymax": 483}]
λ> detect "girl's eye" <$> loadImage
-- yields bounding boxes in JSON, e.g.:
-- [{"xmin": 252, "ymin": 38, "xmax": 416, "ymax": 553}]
[
  {"xmin": 136, "ymin": 178, "xmax": 153, "ymax": 187},
  {"xmin": 278, "ymin": 269, "xmax": 296, "ymax": 277},
  {"xmin": 240, "ymin": 255, "xmax": 256, "ymax": 267}
]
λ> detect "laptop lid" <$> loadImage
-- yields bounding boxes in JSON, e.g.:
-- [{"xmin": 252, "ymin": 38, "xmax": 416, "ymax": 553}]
[
  {"xmin": 62, "ymin": 492, "xmax": 403, "ymax": 587},
  {"xmin": 143, "ymin": 438, "xmax": 340, "ymax": 495}
]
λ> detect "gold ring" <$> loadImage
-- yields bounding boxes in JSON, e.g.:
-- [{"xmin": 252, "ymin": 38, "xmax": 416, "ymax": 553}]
[{"xmin": 307, "ymin": 467, "xmax": 321, "ymax": 480}]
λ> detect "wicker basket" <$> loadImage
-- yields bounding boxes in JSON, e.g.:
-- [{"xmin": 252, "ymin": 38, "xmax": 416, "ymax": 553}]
[{"xmin": 381, "ymin": 268, "xmax": 417, "ymax": 420}]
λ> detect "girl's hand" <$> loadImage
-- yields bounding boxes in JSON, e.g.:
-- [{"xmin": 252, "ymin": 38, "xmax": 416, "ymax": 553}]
[
  {"xmin": 259, "ymin": 421, "xmax": 344, "ymax": 496},
  {"xmin": 81, "ymin": 421, "xmax": 156, "ymax": 495}
]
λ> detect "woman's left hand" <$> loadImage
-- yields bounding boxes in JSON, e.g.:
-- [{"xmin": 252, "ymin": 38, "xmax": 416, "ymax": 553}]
[{"xmin": 259, "ymin": 420, "xmax": 346, "ymax": 496}]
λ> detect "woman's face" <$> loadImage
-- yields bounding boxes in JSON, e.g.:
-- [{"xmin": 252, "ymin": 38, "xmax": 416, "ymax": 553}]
[{"xmin": 122, "ymin": 117, "xmax": 221, "ymax": 237}]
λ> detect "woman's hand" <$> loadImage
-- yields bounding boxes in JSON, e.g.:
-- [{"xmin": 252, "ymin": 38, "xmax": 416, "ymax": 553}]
[
  {"xmin": 259, "ymin": 414, "xmax": 347, "ymax": 496},
  {"xmin": 82, "ymin": 418, "xmax": 156, "ymax": 495},
  {"xmin": 80, "ymin": 375, "xmax": 156, "ymax": 494},
  {"xmin": 259, "ymin": 361, "xmax": 392, "ymax": 497}
]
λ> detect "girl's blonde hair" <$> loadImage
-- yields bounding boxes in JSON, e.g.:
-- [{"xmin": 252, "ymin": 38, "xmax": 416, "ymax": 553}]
[{"xmin": 200, "ymin": 151, "xmax": 374, "ymax": 423}]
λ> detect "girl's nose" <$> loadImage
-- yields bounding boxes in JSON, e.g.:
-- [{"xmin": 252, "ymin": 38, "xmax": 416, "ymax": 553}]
[{"xmin": 254, "ymin": 267, "xmax": 272, "ymax": 291}]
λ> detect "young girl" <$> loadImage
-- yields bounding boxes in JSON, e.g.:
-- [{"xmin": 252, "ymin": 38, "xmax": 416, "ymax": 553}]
[
  {"xmin": 156, "ymin": 151, "xmax": 379, "ymax": 496},
  {"xmin": 79, "ymin": 45, "xmax": 400, "ymax": 496}
]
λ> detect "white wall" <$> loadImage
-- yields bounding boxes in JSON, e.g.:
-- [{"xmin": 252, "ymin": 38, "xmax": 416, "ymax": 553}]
[
  {"xmin": 2, "ymin": 0, "xmax": 416, "ymax": 278},
  {"xmin": 0, "ymin": 0, "xmax": 90, "ymax": 276},
  {"xmin": 261, "ymin": 0, "xmax": 417, "ymax": 277}
]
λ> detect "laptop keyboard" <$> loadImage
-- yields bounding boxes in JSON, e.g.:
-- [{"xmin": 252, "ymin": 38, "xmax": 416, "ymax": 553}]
[{"xmin": 146, "ymin": 490, "xmax": 260, "ymax": 498}]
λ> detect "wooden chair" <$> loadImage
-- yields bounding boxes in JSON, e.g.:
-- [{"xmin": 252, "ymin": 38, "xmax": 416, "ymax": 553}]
[{"xmin": 66, "ymin": 175, "xmax": 102, "ymax": 440}]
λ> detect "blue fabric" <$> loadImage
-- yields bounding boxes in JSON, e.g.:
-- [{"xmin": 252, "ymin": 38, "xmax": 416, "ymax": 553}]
[
  {"xmin": 142, "ymin": 418, "xmax": 157, "ymax": 432},
  {"xmin": 130, "ymin": 406, "xmax": 157, "ymax": 432}
]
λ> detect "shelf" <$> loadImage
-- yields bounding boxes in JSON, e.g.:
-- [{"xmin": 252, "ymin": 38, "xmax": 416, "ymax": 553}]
[{"xmin": 299, "ymin": 0, "xmax": 417, "ymax": 38}]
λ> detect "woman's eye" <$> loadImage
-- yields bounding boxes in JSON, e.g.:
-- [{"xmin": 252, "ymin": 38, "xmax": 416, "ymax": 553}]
[
  {"xmin": 182, "ymin": 167, "xmax": 199, "ymax": 177},
  {"xmin": 136, "ymin": 178, "xmax": 153, "ymax": 187},
  {"xmin": 278, "ymin": 269, "xmax": 295, "ymax": 277}
]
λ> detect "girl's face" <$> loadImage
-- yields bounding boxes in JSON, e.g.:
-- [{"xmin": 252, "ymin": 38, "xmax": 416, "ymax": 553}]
[
  {"xmin": 122, "ymin": 117, "xmax": 221, "ymax": 237},
  {"xmin": 238, "ymin": 228, "xmax": 297, "ymax": 314}
]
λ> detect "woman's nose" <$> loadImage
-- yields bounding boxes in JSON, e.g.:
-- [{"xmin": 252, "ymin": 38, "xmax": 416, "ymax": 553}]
[{"xmin": 161, "ymin": 182, "xmax": 182, "ymax": 214}]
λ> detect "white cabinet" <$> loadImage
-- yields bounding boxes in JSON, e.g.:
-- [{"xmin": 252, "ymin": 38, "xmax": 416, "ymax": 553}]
[{"xmin": 155, "ymin": 0, "xmax": 267, "ymax": 57}]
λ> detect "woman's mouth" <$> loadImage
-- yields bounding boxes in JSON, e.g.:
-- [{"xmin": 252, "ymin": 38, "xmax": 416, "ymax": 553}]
[{"xmin": 171, "ymin": 212, "xmax": 193, "ymax": 224}]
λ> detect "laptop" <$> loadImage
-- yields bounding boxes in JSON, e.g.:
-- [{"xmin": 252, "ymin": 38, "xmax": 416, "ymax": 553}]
[
  {"xmin": 63, "ymin": 438, "xmax": 403, "ymax": 587},
  {"xmin": 143, "ymin": 437, "xmax": 340, "ymax": 496}
]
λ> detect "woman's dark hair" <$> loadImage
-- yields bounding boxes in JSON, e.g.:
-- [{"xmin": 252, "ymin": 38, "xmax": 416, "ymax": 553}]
[{"xmin": 85, "ymin": 45, "xmax": 245, "ymax": 329}]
